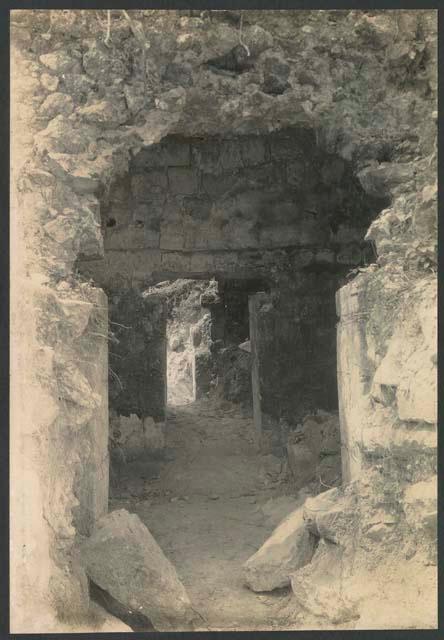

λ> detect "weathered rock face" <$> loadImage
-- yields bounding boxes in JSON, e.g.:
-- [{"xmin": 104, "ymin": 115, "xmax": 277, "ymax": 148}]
[
  {"xmin": 80, "ymin": 127, "xmax": 386, "ymax": 288},
  {"xmin": 249, "ymin": 280, "xmax": 343, "ymax": 453},
  {"xmin": 303, "ymin": 486, "xmax": 358, "ymax": 545},
  {"xmin": 11, "ymin": 7, "xmax": 436, "ymax": 632},
  {"xmin": 290, "ymin": 539, "xmax": 360, "ymax": 624},
  {"xmin": 243, "ymin": 507, "xmax": 317, "ymax": 592},
  {"xmin": 109, "ymin": 289, "xmax": 167, "ymax": 422},
  {"xmin": 80, "ymin": 509, "xmax": 198, "ymax": 631},
  {"xmin": 287, "ymin": 412, "xmax": 341, "ymax": 493}
]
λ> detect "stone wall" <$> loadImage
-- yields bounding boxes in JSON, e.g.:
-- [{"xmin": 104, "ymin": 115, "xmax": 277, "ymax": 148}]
[
  {"xmin": 109, "ymin": 289, "xmax": 167, "ymax": 421},
  {"xmin": 79, "ymin": 127, "xmax": 386, "ymax": 289},
  {"xmin": 107, "ymin": 288, "xmax": 167, "ymax": 461},
  {"xmin": 102, "ymin": 128, "xmax": 386, "ymax": 251},
  {"xmin": 249, "ymin": 273, "xmax": 342, "ymax": 453}
]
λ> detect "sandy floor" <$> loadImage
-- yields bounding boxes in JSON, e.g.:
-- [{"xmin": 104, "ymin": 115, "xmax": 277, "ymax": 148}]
[{"xmin": 109, "ymin": 399, "xmax": 302, "ymax": 631}]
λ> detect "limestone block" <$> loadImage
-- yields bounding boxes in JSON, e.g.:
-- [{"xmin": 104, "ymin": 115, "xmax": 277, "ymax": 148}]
[
  {"xmin": 133, "ymin": 198, "xmax": 164, "ymax": 227},
  {"xmin": 168, "ymin": 167, "xmax": 198, "ymax": 195},
  {"xmin": 200, "ymin": 172, "xmax": 231, "ymax": 197},
  {"xmin": 241, "ymin": 137, "xmax": 267, "ymax": 166},
  {"xmin": 132, "ymin": 145, "xmax": 166, "ymax": 170},
  {"xmin": 417, "ymin": 281, "xmax": 437, "ymax": 354},
  {"xmin": 357, "ymin": 162, "xmax": 415, "ymax": 198},
  {"xmin": 303, "ymin": 486, "xmax": 357, "ymax": 545},
  {"xmin": 78, "ymin": 99, "xmax": 128, "ymax": 126},
  {"xmin": 160, "ymin": 221, "xmax": 186, "ymax": 250},
  {"xmin": 131, "ymin": 171, "xmax": 167, "ymax": 200},
  {"xmin": 40, "ymin": 72, "xmax": 59, "ymax": 92},
  {"xmin": 82, "ymin": 43, "xmax": 127, "ymax": 82},
  {"xmin": 259, "ymin": 494, "xmax": 307, "ymax": 528},
  {"xmin": 287, "ymin": 412, "xmax": 341, "ymax": 490},
  {"xmin": 35, "ymin": 116, "xmax": 92, "ymax": 154},
  {"xmin": 243, "ymin": 507, "xmax": 316, "ymax": 591},
  {"xmin": 105, "ymin": 225, "xmax": 157, "ymax": 251},
  {"xmin": 123, "ymin": 81, "xmax": 148, "ymax": 116},
  {"xmin": 45, "ymin": 152, "xmax": 103, "ymax": 194},
  {"xmin": 194, "ymin": 142, "xmax": 225, "ymax": 175},
  {"xmin": 40, "ymin": 50, "xmax": 82, "ymax": 74},
  {"xmin": 242, "ymin": 23, "xmax": 274, "ymax": 56},
  {"xmin": 62, "ymin": 73, "xmax": 96, "ymax": 99},
  {"xmin": 336, "ymin": 276, "xmax": 375, "ymax": 481},
  {"xmin": 39, "ymin": 92, "xmax": 74, "ymax": 119},
  {"xmin": 44, "ymin": 214, "xmax": 79, "ymax": 246},
  {"xmin": 403, "ymin": 476, "xmax": 437, "ymax": 534},
  {"xmin": 160, "ymin": 251, "xmax": 190, "ymax": 273},
  {"xmin": 371, "ymin": 286, "xmax": 437, "ymax": 424},
  {"xmin": 189, "ymin": 252, "xmax": 216, "ymax": 275},
  {"xmin": 163, "ymin": 61, "xmax": 193, "ymax": 87},
  {"xmin": 162, "ymin": 139, "xmax": 191, "ymax": 166},
  {"xmin": 54, "ymin": 360, "xmax": 101, "ymax": 427},
  {"xmin": 397, "ymin": 348, "xmax": 437, "ymax": 424},
  {"xmin": 182, "ymin": 195, "xmax": 212, "ymax": 221},
  {"xmin": 155, "ymin": 87, "xmax": 187, "ymax": 112},
  {"xmin": 290, "ymin": 539, "xmax": 359, "ymax": 624},
  {"xmin": 58, "ymin": 297, "xmax": 93, "ymax": 339},
  {"xmin": 219, "ymin": 140, "xmax": 243, "ymax": 171},
  {"xmin": 413, "ymin": 183, "xmax": 437, "ymax": 239},
  {"xmin": 80, "ymin": 510, "xmax": 198, "ymax": 631},
  {"xmin": 262, "ymin": 56, "xmax": 291, "ymax": 95}
]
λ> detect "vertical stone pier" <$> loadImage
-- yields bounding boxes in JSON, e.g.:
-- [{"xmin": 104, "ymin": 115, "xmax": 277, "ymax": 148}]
[{"xmin": 336, "ymin": 276, "xmax": 375, "ymax": 483}]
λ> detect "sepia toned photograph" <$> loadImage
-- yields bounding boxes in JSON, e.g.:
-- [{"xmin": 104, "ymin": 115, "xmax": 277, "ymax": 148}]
[{"xmin": 10, "ymin": 7, "xmax": 437, "ymax": 633}]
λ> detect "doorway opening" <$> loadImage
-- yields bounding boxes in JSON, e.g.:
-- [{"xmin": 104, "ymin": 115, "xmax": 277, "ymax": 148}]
[{"xmin": 75, "ymin": 126, "xmax": 389, "ymax": 631}]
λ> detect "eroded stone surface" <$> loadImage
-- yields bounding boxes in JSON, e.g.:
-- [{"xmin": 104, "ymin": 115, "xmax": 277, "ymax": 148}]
[
  {"xmin": 80, "ymin": 509, "xmax": 198, "ymax": 631},
  {"xmin": 243, "ymin": 507, "xmax": 317, "ymax": 592}
]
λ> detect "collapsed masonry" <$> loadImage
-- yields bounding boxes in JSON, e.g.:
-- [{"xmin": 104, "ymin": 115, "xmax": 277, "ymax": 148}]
[{"xmin": 11, "ymin": 8, "xmax": 437, "ymax": 632}]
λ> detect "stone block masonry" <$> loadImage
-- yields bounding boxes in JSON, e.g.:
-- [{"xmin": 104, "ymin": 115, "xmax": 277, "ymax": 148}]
[
  {"xmin": 92, "ymin": 129, "xmax": 388, "ymax": 281},
  {"xmin": 249, "ymin": 275, "xmax": 340, "ymax": 454},
  {"xmin": 109, "ymin": 288, "xmax": 167, "ymax": 426}
]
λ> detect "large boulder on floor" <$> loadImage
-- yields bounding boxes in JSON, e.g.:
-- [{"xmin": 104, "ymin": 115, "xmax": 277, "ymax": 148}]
[
  {"xmin": 243, "ymin": 507, "xmax": 317, "ymax": 592},
  {"xmin": 290, "ymin": 538, "xmax": 360, "ymax": 624},
  {"xmin": 80, "ymin": 509, "xmax": 199, "ymax": 631},
  {"xmin": 303, "ymin": 485, "xmax": 358, "ymax": 545},
  {"xmin": 258, "ymin": 493, "xmax": 308, "ymax": 528}
]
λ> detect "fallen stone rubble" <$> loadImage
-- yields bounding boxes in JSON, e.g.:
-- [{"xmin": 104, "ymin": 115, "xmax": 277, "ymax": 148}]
[
  {"xmin": 242, "ymin": 485, "xmax": 355, "ymax": 594},
  {"xmin": 80, "ymin": 509, "xmax": 200, "ymax": 631}
]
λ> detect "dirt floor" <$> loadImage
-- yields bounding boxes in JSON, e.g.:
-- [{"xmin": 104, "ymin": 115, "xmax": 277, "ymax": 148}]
[{"xmin": 109, "ymin": 398, "xmax": 307, "ymax": 631}]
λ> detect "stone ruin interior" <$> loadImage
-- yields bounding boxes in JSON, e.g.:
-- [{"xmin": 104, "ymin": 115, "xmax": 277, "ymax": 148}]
[{"xmin": 11, "ymin": 9, "xmax": 437, "ymax": 633}]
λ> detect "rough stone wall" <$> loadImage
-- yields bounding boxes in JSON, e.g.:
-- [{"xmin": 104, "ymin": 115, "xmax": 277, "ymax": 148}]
[
  {"xmin": 100, "ymin": 127, "xmax": 385, "ymax": 252},
  {"xmin": 109, "ymin": 289, "xmax": 167, "ymax": 421},
  {"xmin": 107, "ymin": 289, "xmax": 167, "ymax": 463},
  {"xmin": 249, "ymin": 273, "xmax": 343, "ymax": 453},
  {"xmin": 11, "ymin": 8, "xmax": 437, "ymax": 631},
  {"xmin": 80, "ymin": 127, "xmax": 385, "ymax": 290}
]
